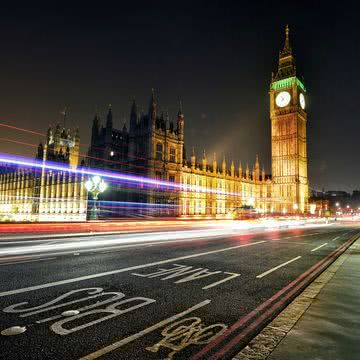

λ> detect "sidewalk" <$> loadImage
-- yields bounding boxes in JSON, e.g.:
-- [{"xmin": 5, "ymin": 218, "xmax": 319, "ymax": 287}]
[
  {"xmin": 235, "ymin": 237, "xmax": 360, "ymax": 360},
  {"xmin": 268, "ymin": 239, "xmax": 360, "ymax": 360}
]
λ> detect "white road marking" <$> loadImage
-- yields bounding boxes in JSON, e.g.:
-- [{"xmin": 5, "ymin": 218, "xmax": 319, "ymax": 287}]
[
  {"xmin": 0, "ymin": 240, "xmax": 266, "ymax": 298},
  {"xmin": 0, "ymin": 257, "xmax": 56, "ymax": 266},
  {"xmin": 256, "ymin": 256, "xmax": 302, "ymax": 279},
  {"xmin": 79, "ymin": 300, "xmax": 211, "ymax": 360},
  {"xmin": 331, "ymin": 230, "xmax": 355, "ymax": 241},
  {"xmin": 202, "ymin": 272, "xmax": 240, "ymax": 290},
  {"xmin": 311, "ymin": 243, "xmax": 328, "ymax": 252}
]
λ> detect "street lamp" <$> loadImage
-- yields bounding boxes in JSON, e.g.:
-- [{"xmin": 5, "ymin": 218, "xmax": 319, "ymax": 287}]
[
  {"xmin": 335, "ymin": 202, "xmax": 340, "ymax": 207},
  {"xmin": 85, "ymin": 175, "xmax": 107, "ymax": 220}
]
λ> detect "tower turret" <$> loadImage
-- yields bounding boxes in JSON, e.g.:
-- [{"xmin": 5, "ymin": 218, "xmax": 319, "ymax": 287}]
[
  {"xmin": 262, "ymin": 166, "xmax": 266, "ymax": 182},
  {"xmin": 177, "ymin": 101, "xmax": 184, "ymax": 141},
  {"xmin": 238, "ymin": 162, "xmax": 243, "ymax": 178},
  {"xmin": 54, "ymin": 123, "xmax": 61, "ymax": 149},
  {"xmin": 202, "ymin": 150, "xmax": 207, "ymax": 171},
  {"xmin": 105, "ymin": 104, "xmax": 113, "ymax": 147},
  {"xmin": 255, "ymin": 154, "xmax": 260, "ymax": 181},
  {"xmin": 212, "ymin": 153, "xmax": 217, "ymax": 174},
  {"xmin": 191, "ymin": 147, "xmax": 196, "ymax": 169},
  {"xmin": 46, "ymin": 126, "xmax": 53, "ymax": 145},
  {"xmin": 222, "ymin": 156, "xmax": 226, "ymax": 175},
  {"xmin": 149, "ymin": 88, "xmax": 156, "ymax": 129},
  {"xmin": 230, "ymin": 160, "xmax": 235, "ymax": 177},
  {"xmin": 106, "ymin": 104, "xmax": 113, "ymax": 129},
  {"xmin": 130, "ymin": 98, "xmax": 137, "ymax": 133},
  {"xmin": 246, "ymin": 163, "xmax": 249, "ymax": 180}
]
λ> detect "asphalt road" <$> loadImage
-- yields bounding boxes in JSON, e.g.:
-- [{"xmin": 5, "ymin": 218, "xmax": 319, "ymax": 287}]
[{"xmin": 0, "ymin": 222, "xmax": 359, "ymax": 360}]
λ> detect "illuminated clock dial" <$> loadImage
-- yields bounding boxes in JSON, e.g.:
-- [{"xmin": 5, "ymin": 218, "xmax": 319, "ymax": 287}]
[
  {"xmin": 299, "ymin": 93, "xmax": 306, "ymax": 109},
  {"xmin": 275, "ymin": 91, "xmax": 291, "ymax": 107}
]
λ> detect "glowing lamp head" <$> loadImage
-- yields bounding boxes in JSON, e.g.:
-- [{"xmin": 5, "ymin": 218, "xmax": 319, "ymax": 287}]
[
  {"xmin": 293, "ymin": 203, "xmax": 299, "ymax": 210},
  {"xmin": 335, "ymin": 202, "xmax": 340, "ymax": 207},
  {"xmin": 93, "ymin": 175, "xmax": 101, "ymax": 185},
  {"xmin": 85, "ymin": 180, "xmax": 94, "ymax": 192},
  {"xmin": 98, "ymin": 181, "xmax": 107, "ymax": 193}
]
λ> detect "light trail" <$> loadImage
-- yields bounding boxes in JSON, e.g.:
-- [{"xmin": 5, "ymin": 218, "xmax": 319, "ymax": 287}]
[
  {"xmin": 0, "ymin": 152, "xmax": 303, "ymax": 206},
  {"xmin": 0, "ymin": 220, "xmax": 332, "ymax": 257}
]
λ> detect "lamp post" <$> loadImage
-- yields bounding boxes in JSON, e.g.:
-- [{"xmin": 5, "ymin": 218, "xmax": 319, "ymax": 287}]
[{"xmin": 85, "ymin": 175, "xmax": 107, "ymax": 220}]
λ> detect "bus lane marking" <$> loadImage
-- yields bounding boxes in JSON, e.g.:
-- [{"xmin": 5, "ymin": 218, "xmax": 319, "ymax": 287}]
[
  {"xmin": 146, "ymin": 317, "xmax": 227, "ymax": 359},
  {"xmin": 0, "ymin": 240, "xmax": 266, "ymax": 298},
  {"xmin": 2, "ymin": 287, "xmax": 156, "ymax": 336},
  {"xmin": 132, "ymin": 264, "xmax": 240, "ymax": 290},
  {"xmin": 80, "ymin": 299, "xmax": 222, "ymax": 360}
]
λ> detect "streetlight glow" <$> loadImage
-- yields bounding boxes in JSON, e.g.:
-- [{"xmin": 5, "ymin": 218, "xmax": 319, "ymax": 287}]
[{"xmin": 85, "ymin": 176, "xmax": 107, "ymax": 220}]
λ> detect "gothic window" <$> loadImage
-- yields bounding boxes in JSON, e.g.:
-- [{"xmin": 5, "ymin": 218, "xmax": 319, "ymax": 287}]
[
  {"xmin": 156, "ymin": 143, "xmax": 163, "ymax": 161},
  {"xmin": 170, "ymin": 147, "xmax": 176, "ymax": 162},
  {"xmin": 169, "ymin": 175, "xmax": 175, "ymax": 182}
]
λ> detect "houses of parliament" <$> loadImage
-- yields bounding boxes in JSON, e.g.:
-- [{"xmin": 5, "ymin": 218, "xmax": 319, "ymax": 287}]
[{"xmin": 0, "ymin": 26, "xmax": 308, "ymax": 221}]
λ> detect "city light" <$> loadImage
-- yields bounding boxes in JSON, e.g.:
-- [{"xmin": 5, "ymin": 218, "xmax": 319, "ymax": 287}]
[{"xmin": 85, "ymin": 176, "xmax": 108, "ymax": 220}]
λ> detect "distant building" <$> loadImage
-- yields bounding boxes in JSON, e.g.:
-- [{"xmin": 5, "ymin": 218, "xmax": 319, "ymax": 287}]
[
  {"xmin": 0, "ymin": 125, "xmax": 87, "ymax": 221},
  {"xmin": 310, "ymin": 189, "xmax": 360, "ymax": 215}
]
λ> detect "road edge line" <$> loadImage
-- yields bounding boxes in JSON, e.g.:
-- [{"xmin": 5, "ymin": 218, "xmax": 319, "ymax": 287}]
[{"xmin": 232, "ymin": 234, "xmax": 360, "ymax": 360}]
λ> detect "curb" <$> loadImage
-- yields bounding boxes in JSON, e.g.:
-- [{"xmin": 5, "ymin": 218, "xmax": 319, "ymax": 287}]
[{"xmin": 233, "ymin": 235, "xmax": 360, "ymax": 360}]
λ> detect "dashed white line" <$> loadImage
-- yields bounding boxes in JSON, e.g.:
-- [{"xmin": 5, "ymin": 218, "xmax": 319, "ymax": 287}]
[
  {"xmin": 311, "ymin": 243, "xmax": 328, "ymax": 252},
  {"xmin": 0, "ymin": 240, "xmax": 266, "ymax": 298},
  {"xmin": 202, "ymin": 272, "xmax": 241, "ymax": 290},
  {"xmin": 256, "ymin": 256, "xmax": 302, "ymax": 279}
]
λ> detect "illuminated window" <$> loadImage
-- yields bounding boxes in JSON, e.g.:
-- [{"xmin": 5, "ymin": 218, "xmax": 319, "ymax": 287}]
[
  {"xmin": 170, "ymin": 147, "xmax": 176, "ymax": 162},
  {"xmin": 156, "ymin": 143, "xmax": 163, "ymax": 160}
]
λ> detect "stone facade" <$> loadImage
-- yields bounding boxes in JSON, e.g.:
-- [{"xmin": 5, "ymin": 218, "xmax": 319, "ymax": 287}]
[{"xmin": 0, "ymin": 126, "xmax": 87, "ymax": 222}]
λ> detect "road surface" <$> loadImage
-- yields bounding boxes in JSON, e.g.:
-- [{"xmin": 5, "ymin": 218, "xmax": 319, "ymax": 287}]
[{"xmin": 0, "ymin": 221, "xmax": 359, "ymax": 359}]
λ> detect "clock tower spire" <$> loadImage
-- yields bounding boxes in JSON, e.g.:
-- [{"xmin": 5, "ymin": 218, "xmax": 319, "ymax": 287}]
[
  {"xmin": 270, "ymin": 26, "xmax": 309, "ymax": 214},
  {"xmin": 274, "ymin": 25, "xmax": 296, "ymax": 81}
]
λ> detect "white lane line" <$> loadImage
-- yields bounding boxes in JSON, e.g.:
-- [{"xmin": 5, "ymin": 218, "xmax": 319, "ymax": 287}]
[
  {"xmin": 0, "ymin": 257, "xmax": 56, "ymax": 266},
  {"xmin": 79, "ymin": 300, "xmax": 211, "ymax": 360},
  {"xmin": 202, "ymin": 272, "xmax": 240, "ymax": 290},
  {"xmin": 0, "ymin": 240, "xmax": 266, "ymax": 298},
  {"xmin": 311, "ymin": 243, "xmax": 328, "ymax": 252},
  {"xmin": 256, "ymin": 256, "xmax": 302, "ymax": 279},
  {"xmin": 331, "ymin": 230, "xmax": 355, "ymax": 241}
]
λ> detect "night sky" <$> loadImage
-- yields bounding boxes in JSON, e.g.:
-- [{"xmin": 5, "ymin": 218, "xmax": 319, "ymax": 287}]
[{"xmin": 0, "ymin": 2, "xmax": 359, "ymax": 191}]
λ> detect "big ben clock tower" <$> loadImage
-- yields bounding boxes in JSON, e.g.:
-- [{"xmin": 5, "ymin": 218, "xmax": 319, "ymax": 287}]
[{"xmin": 270, "ymin": 25, "xmax": 308, "ymax": 213}]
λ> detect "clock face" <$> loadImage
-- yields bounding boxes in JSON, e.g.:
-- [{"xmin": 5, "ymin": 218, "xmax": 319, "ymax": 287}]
[
  {"xmin": 299, "ymin": 93, "xmax": 306, "ymax": 109},
  {"xmin": 275, "ymin": 91, "xmax": 291, "ymax": 107}
]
